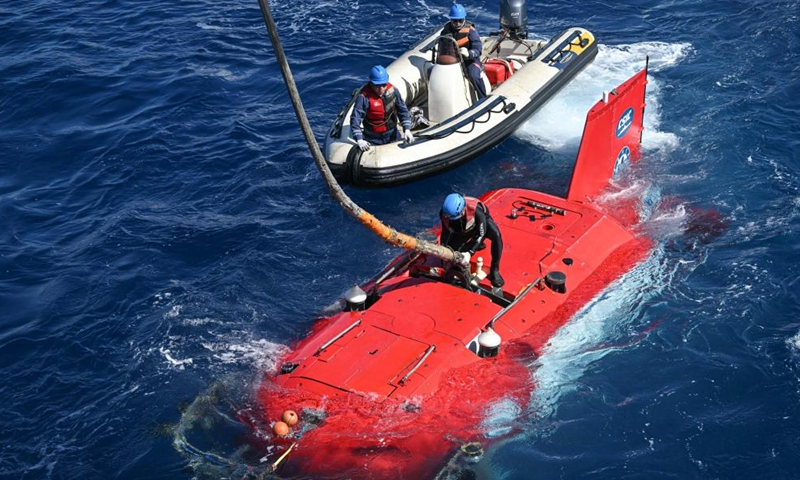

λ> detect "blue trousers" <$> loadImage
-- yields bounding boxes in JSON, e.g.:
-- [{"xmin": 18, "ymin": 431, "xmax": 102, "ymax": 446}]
[
  {"xmin": 364, "ymin": 128, "xmax": 401, "ymax": 145},
  {"xmin": 467, "ymin": 63, "xmax": 487, "ymax": 99}
]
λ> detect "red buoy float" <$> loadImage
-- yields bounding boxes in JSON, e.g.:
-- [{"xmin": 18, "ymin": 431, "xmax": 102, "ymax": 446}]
[
  {"xmin": 281, "ymin": 410, "xmax": 299, "ymax": 427},
  {"xmin": 273, "ymin": 421, "xmax": 290, "ymax": 437}
]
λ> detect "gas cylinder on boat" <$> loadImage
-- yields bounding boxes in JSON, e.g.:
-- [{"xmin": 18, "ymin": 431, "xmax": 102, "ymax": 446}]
[{"xmin": 427, "ymin": 62, "xmax": 472, "ymax": 123}]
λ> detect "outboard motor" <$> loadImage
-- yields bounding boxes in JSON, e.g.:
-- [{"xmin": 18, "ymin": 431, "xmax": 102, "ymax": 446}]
[
  {"xmin": 500, "ymin": 0, "xmax": 528, "ymax": 39},
  {"xmin": 427, "ymin": 36, "xmax": 472, "ymax": 123}
]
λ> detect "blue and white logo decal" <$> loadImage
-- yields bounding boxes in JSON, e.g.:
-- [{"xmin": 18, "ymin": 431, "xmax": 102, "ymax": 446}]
[
  {"xmin": 615, "ymin": 107, "xmax": 634, "ymax": 138},
  {"xmin": 613, "ymin": 146, "xmax": 631, "ymax": 176}
]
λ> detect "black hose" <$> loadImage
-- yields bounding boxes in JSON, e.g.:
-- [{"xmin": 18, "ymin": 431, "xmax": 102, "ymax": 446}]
[{"xmin": 254, "ymin": 0, "xmax": 457, "ymax": 261}]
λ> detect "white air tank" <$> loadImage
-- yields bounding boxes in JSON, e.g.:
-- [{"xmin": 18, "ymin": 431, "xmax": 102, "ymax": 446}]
[{"xmin": 427, "ymin": 64, "xmax": 472, "ymax": 123}]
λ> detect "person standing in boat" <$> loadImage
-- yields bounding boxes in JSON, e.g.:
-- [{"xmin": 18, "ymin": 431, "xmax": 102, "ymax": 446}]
[
  {"xmin": 441, "ymin": 3, "xmax": 487, "ymax": 99},
  {"xmin": 350, "ymin": 65, "xmax": 414, "ymax": 152},
  {"xmin": 440, "ymin": 193, "xmax": 504, "ymax": 288}
]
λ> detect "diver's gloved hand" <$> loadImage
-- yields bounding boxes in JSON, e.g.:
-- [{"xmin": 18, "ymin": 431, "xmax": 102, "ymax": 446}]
[
  {"xmin": 459, "ymin": 47, "xmax": 470, "ymax": 59},
  {"xmin": 356, "ymin": 139, "xmax": 371, "ymax": 152},
  {"xmin": 403, "ymin": 130, "xmax": 414, "ymax": 143},
  {"xmin": 457, "ymin": 251, "xmax": 471, "ymax": 267}
]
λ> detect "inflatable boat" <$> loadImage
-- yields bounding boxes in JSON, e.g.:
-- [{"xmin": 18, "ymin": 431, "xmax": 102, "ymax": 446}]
[
  {"xmin": 324, "ymin": 1, "xmax": 597, "ymax": 186},
  {"xmin": 254, "ymin": 66, "xmax": 650, "ymax": 479}
]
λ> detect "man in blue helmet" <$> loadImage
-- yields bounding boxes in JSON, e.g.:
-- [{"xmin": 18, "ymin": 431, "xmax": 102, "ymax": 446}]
[
  {"xmin": 350, "ymin": 65, "xmax": 414, "ymax": 152},
  {"xmin": 441, "ymin": 3, "xmax": 487, "ymax": 99},
  {"xmin": 440, "ymin": 193, "xmax": 504, "ymax": 288}
]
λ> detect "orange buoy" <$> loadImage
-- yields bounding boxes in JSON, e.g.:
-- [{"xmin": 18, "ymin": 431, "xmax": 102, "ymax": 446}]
[
  {"xmin": 281, "ymin": 410, "xmax": 299, "ymax": 427},
  {"xmin": 273, "ymin": 421, "xmax": 290, "ymax": 437}
]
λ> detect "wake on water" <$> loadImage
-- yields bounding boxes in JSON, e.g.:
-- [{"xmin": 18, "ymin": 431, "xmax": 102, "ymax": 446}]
[{"xmin": 515, "ymin": 41, "xmax": 686, "ymax": 153}]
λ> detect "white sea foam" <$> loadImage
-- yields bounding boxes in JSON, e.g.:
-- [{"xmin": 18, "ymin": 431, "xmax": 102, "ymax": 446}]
[
  {"xmin": 164, "ymin": 304, "xmax": 182, "ymax": 319},
  {"xmin": 155, "ymin": 330, "xmax": 288, "ymax": 373},
  {"xmin": 529, "ymin": 248, "xmax": 668, "ymax": 420},
  {"xmin": 515, "ymin": 42, "xmax": 688, "ymax": 153},
  {"xmin": 152, "ymin": 297, "xmax": 290, "ymax": 373},
  {"xmin": 481, "ymin": 397, "xmax": 523, "ymax": 438},
  {"xmin": 201, "ymin": 338, "xmax": 289, "ymax": 371},
  {"xmin": 789, "ymin": 331, "xmax": 800, "ymax": 354},
  {"xmin": 160, "ymin": 347, "xmax": 194, "ymax": 369}
]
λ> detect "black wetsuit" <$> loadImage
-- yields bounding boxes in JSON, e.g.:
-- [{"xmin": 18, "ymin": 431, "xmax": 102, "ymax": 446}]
[{"xmin": 440, "ymin": 200, "xmax": 504, "ymax": 287}]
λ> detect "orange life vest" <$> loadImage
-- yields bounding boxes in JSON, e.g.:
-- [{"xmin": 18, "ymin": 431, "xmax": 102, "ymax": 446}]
[{"xmin": 443, "ymin": 20, "xmax": 475, "ymax": 48}]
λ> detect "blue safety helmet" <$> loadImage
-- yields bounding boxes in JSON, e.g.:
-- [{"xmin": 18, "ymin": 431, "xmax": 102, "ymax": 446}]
[
  {"xmin": 448, "ymin": 3, "xmax": 467, "ymax": 20},
  {"xmin": 369, "ymin": 65, "xmax": 389, "ymax": 85},
  {"xmin": 442, "ymin": 193, "xmax": 466, "ymax": 219}
]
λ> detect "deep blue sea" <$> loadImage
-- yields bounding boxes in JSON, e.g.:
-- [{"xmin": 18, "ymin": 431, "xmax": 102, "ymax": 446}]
[{"xmin": 2, "ymin": 0, "xmax": 799, "ymax": 478}]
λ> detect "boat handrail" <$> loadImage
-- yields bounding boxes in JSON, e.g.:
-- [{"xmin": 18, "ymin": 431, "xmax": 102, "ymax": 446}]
[
  {"xmin": 416, "ymin": 95, "xmax": 510, "ymax": 140},
  {"xmin": 398, "ymin": 344, "xmax": 436, "ymax": 385},
  {"xmin": 431, "ymin": 35, "xmax": 461, "ymax": 66},
  {"xmin": 539, "ymin": 29, "xmax": 589, "ymax": 65},
  {"xmin": 487, "ymin": 278, "xmax": 542, "ymax": 329},
  {"xmin": 315, "ymin": 319, "xmax": 362, "ymax": 356}
]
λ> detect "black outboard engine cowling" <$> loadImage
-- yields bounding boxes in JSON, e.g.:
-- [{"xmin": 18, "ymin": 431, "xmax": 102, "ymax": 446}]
[{"xmin": 499, "ymin": 0, "xmax": 528, "ymax": 39}]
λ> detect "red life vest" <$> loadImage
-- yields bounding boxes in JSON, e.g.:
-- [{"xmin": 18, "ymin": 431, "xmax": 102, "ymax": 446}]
[{"xmin": 360, "ymin": 83, "xmax": 397, "ymax": 134}]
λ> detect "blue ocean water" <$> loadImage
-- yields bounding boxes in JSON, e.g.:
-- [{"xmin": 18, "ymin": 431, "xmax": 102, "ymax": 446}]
[{"xmin": 1, "ymin": 0, "xmax": 799, "ymax": 478}]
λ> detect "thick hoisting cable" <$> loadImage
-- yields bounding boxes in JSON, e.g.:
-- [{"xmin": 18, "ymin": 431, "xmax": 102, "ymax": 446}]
[{"xmin": 255, "ymin": 0, "xmax": 457, "ymax": 262}]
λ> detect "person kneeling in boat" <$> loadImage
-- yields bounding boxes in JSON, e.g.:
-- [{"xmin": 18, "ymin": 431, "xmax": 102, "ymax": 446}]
[
  {"xmin": 441, "ymin": 3, "xmax": 487, "ymax": 99},
  {"xmin": 440, "ymin": 193, "xmax": 504, "ymax": 288},
  {"xmin": 350, "ymin": 65, "xmax": 414, "ymax": 152}
]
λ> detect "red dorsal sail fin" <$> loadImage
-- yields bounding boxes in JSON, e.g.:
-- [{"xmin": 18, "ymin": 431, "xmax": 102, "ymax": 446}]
[{"xmin": 566, "ymin": 63, "xmax": 649, "ymax": 203}]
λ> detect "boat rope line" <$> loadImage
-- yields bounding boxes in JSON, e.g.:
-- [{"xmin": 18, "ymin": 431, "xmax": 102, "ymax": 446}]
[
  {"xmin": 452, "ymin": 101, "xmax": 510, "ymax": 135},
  {"xmin": 172, "ymin": 382, "xmax": 294, "ymax": 478},
  {"xmin": 417, "ymin": 96, "xmax": 511, "ymax": 140},
  {"xmin": 255, "ymin": 0, "xmax": 458, "ymax": 263}
]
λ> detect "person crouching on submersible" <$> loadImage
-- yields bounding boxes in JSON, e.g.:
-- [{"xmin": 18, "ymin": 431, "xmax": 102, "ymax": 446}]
[
  {"xmin": 350, "ymin": 65, "xmax": 414, "ymax": 152},
  {"xmin": 440, "ymin": 193, "xmax": 504, "ymax": 288}
]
